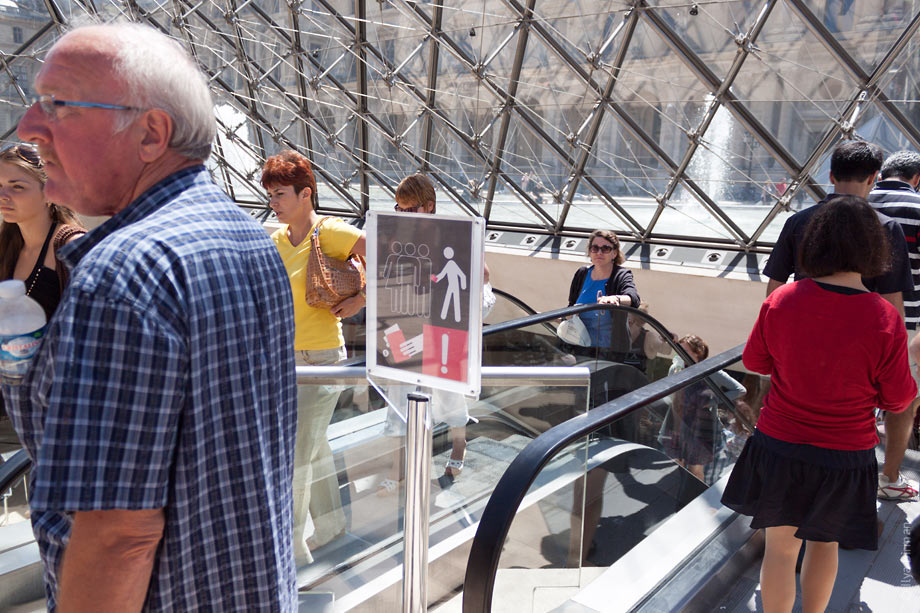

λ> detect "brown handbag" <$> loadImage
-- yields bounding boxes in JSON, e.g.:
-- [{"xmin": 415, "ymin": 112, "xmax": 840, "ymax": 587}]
[{"xmin": 304, "ymin": 217, "xmax": 366, "ymax": 310}]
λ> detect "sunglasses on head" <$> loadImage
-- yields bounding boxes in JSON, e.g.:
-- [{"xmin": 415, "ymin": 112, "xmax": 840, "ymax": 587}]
[
  {"xmin": 589, "ymin": 244, "xmax": 615, "ymax": 254},
  {"xmin": 1, "ymin": 144, "xmax": 42, "ymax": 168}
]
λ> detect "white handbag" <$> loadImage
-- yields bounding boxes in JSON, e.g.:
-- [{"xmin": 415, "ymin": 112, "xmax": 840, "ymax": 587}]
[
  {"xmin": 557, "ymin": 316, "xmax": 591, "ymax": 346},
  {"xmin": 482, "ymin": 282, "xmax": 496, "ymax": 318}
]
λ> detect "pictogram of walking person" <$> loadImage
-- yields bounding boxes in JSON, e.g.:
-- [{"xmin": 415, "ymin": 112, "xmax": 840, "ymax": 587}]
[{"xmin": 433, "ymin": 246, "xmax": 466, "ymax": 323}]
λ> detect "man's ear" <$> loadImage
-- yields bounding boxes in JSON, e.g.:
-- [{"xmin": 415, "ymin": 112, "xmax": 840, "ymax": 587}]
[
  {"xmin": 137, "ymin": 109, "xmax": 174, "ymax": 163},
  {"xmin": 910, "ymin": 175, "xmax": 920, "ymax": 189}
]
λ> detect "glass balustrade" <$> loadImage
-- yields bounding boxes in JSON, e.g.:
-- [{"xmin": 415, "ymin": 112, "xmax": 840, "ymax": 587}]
[{"xmin": 293, "ymin": 366, "xmax": 590, "ymax": 609}]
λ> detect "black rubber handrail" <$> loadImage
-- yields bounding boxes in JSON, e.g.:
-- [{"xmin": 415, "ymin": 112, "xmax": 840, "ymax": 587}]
[
  {"xmin": 0, "ymin": 449, "xmax": 30, "ymax": 493},
  {"xmin": 479, "ymin": 302, "xmax": 750, "ymax": 427},
  {"xmin": 490, "ymin": 287, "xmax": 540, "ymax": 315},
  {"xmin": 461, "ymin": 343, "xmax": 746, "ymax": 613}
]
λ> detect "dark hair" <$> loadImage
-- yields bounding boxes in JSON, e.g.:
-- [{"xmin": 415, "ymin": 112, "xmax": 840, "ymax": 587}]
[
  {"xmin": 880, "ymin": 150, "xmax": 920, "ymax": 181},
  {"xmin": 587, "ymin": 229, "xmax": 625, "ymax": 265},
  {"xmin": 798, "ymin": 195, "xmax": 890, "ymax": 278},
  {"xmin": 0, "ymin": 145, "xmax": 82, "ymax": 280},
  {"xmin": 830, "ymin": 140, "xmax": 883, "ymax": 183},
  {"xmin": 260, "ymin": 150, "xmax": 317, "ymax": 209},
  {"xmin": 395, "ymin": 174, "xmax": 436, "ymax": 213},
  {"xmin": 679, "ymin": 334, "xmax": 708, "ymax": 361}
]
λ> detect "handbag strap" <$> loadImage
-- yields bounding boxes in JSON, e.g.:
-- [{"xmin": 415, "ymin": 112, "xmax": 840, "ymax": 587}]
[{"xmin": 310, "ymin": 217, "xmax": 331, "ymax": 262}]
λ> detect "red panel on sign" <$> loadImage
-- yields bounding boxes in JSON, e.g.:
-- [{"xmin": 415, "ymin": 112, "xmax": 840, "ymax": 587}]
[{"xmin": 421, "ymin": 325, "xmax": 469, "ymax": 382}]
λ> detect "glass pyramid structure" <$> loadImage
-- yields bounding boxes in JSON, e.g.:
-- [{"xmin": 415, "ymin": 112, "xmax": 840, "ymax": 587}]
[{"xmin": 2, "ymin": 0, "xmax": 918, "ymax": 249}]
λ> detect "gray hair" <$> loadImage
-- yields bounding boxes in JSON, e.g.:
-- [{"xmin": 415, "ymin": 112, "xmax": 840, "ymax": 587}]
[
  {"xmin": 880, "ymin": 150, "xmax": 920, "ymax": 181},
  {"xmin": 64, "ymin": 21, "xmax": 215, "ymax": 160}
]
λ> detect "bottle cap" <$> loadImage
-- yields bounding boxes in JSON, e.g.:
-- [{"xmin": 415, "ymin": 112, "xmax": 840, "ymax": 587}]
[{"xmin": 0, "ymin": 280, "xmax": 26, "ymax": 300}]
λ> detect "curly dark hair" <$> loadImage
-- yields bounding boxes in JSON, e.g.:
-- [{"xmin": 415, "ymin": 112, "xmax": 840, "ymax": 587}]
[
  {"xmin": 798, "ymin": 195, "xmax": 890, "ymax": 278},
  {"xmin": 880, "ymin": 150, "xmax": 920, "ymax": 181},
  {"xmin": 260, "ymin": 150, "xmax": 317, "ymax": 209}
]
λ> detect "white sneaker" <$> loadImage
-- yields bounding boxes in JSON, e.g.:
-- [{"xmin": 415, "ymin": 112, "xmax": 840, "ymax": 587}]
[{"xmin": 878, "ymin": 473, "xmax": 919, "ymax": 501}]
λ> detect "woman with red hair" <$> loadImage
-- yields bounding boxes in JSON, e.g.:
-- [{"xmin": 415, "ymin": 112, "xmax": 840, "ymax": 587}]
[{"xmin": 261, "ymin": 150, "xmax": 365, "ymax": 567}]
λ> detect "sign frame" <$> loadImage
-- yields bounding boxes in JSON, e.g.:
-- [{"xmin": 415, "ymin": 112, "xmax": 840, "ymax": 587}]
[{"xmin": 366, "ymin": 211, "xmax": 484, "ymax": 397}]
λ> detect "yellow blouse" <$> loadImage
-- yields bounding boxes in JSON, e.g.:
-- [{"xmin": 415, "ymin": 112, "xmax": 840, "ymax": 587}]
[{"xmin": 271, "ymin": 218, "xmax": 363, "ymax": 350}]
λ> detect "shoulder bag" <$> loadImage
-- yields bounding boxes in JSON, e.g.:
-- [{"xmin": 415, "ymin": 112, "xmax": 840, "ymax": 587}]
[{"xmin": 304, "ymin": 217, "xmax": 367, "ymax": 310}]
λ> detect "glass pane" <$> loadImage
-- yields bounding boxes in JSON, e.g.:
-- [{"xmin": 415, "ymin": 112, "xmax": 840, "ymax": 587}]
[
  {"xmin": 757, "ymin": 207, "xmax": 797, "ymax": 244},
  {"xmin": 682, "ymin": 102, "xmax": 796, "ymax": 237},
  {"xmin": 733, "ymin": 1, "xmax": 860, "ymax": 163},
  {"xmin": 0, "ymin": 28, "xmax": 55, "ymax": 140},
  {"xmin": 513, "ymin": 33, "xmax": 598, "ymax": 164},
  {"xmin": 853, "ymin": 102, "xmax": 918, "ymax": 155},
  {"xmin": 492, "ymin": 362, "xmax": 765, "ymax": 607},
  {"xmin": 576, "ymin": 109, "xmax": 674, "ymax": 234},
  {"xmin": 439, "ymin": 0, "xmax": 521, "ymax": 93},
  {"xmin": 530, "ymin": 0, "xmax": 633, "ymax": 81},
  {"xmin": 649, "ymin": 0, "xmax": 760, "ymax": 79},
  {"xmin": 648, "ymin": 184, "xmax": 737, "ymax": 240},
  {"xmin": 800, "ymin": 0, "xmax": 916, "ymax": 73},
  {"xmin": 613, "ymin": 16, "xmax": 707, "ymax": 161},
  {"xmin": 877, "ymin": 26, "xmax": 920, "ymax": 136},
  {"xmin": 565, "ymin": 186, "xmax": 637, "ymax": 234},
  {"xmin": 293, "ymin": 372, "xmax": 591, "ymax": 607},
  {"xmin": 210, "ymin": 101, "xmax": 267, "ymax": 203}
]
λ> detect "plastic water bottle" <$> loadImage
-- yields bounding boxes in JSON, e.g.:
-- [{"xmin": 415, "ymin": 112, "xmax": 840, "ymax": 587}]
[{"xmin": 0, "ymin": 280, "xmax": 47, "ymax": 385}]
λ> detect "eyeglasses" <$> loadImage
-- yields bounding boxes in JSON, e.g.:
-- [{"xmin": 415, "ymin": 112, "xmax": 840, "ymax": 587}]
[
  {"xmin": 30, "ymin": 94, "xmax": 142, "ymax": 120},
  {"xmin": 0, "ymin": 144, "xmax": 42, "ymax": 168},
  {"xmin": 394, "ymin": 202, "xmax": 424, "ymax": 213},
  {"xmin": 589, "ymin": 244, "xmax": 615, "ymax": 254}
]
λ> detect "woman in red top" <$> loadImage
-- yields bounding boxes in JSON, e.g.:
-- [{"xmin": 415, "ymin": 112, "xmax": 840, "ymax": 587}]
[{"xmin": 722, "ymin": 195, "xmax": 916, "ymax": 613}]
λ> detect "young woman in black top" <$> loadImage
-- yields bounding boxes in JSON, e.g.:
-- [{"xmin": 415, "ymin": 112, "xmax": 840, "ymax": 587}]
[{"xmin": 0, "ymin": 144, "xmax": 84, "ymax": 319}]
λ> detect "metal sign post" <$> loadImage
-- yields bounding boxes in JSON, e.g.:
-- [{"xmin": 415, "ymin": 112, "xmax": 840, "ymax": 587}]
[{"xmin": 402, "ymin": 392, "xmax": 431, "ymax": 613}]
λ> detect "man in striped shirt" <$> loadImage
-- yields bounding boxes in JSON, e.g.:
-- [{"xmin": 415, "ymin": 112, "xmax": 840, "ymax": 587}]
[{"xmin": 869, "ymin": 150, "xmax": 920, "ymax": 501}]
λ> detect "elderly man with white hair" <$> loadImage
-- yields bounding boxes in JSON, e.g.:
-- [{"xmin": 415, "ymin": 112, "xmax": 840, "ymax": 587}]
[{"xmin": 9, "ymin": 21, "xmax": 298, "ymax": 611}]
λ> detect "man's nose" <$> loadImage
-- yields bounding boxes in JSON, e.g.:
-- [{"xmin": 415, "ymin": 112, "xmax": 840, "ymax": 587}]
[{"xmin": 17, "ymin": 103, "xmax": 49, "ymax": 145}]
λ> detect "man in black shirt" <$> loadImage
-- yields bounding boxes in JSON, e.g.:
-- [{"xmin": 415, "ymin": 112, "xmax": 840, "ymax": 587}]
[
  {"xmin": 764, "ymin": 141, "xmax": 912, "ymax": 306},
  {"xmin": 763, "ymin": 140, "xmax": 917, "ymax": 502}
]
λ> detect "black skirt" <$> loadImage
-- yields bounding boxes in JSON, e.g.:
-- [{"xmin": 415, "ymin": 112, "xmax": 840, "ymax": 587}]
[{"xmin": 721, "ymin": 430, "xmax": 879, "ymax": 550}]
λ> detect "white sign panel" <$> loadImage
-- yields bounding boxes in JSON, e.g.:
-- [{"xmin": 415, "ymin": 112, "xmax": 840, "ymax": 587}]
[{"xmin": 367, "ymin": 211, "xmax": 484, "ymax": 396}]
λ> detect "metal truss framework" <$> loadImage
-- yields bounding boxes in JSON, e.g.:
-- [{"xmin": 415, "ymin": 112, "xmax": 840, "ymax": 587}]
[{"xmin": 1, "ymin": 0, "xmax": 919, "ymax": 250}]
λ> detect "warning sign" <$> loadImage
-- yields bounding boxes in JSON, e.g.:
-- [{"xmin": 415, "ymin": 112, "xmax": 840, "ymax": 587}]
[{"xmin": 366, "ymin": 212, "xmax": 484, "ymax": 396}]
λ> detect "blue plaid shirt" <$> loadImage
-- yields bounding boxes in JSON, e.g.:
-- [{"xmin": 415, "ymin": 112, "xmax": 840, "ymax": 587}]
[{"xmin": 5, "ymin": 166, "xmax": 297, "ymax": 611}]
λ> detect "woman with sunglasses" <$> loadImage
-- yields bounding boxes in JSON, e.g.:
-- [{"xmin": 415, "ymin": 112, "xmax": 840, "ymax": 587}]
[
  {"xmin": 260, "ymin": 149, "xmax": 366, "ymax": 567},
  {"xmin": 565, "ymin": 229, "xmax": 640, "ymax": 358},
  {"xmin": 0, "ymin": 144, "xmax": 84, "ymax": 320}
]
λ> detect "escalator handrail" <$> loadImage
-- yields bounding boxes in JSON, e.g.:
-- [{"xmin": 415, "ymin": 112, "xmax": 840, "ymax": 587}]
[
  {"xmin": 482, "ymin": 303, "xmax": 752, "ymax": 431},
  {"xmin": 490, "ymin": 287, "xmax": 540, "ymax": 316},
  {"xmin": 337, "ymin": 302, "xmax": 752, "ymax": 430},
  {"xmin": 0, "ymin": 448, "xmax": 30, "ymax": 493},
  {"xmin": 461, "ymin": 343, "xmax": 746, "ymax": 613}
]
